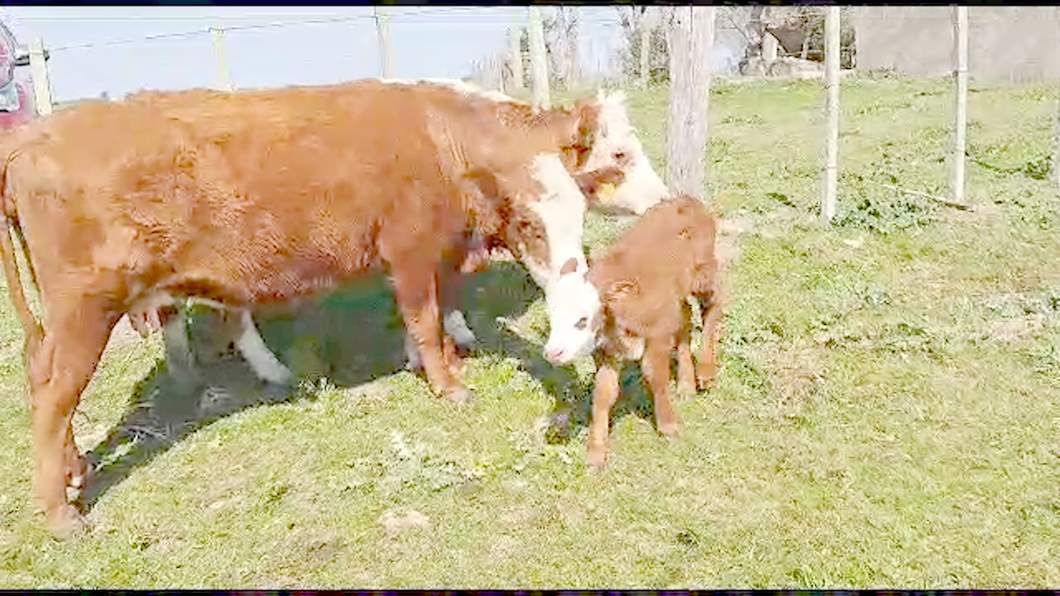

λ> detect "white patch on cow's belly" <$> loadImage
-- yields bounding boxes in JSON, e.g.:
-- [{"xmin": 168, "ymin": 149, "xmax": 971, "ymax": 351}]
[{"xmin": 129, "ymin": 293, "xmax": 292, "ymax": 386}]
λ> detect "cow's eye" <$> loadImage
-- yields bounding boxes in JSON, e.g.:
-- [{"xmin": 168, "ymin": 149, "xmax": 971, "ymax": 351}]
[{"xmin": 575, "ymin": 317, "xmax": 589, "ymax": 330}]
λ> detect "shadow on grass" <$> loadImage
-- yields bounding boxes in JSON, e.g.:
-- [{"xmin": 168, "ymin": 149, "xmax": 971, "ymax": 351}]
[
  {"xmin": 80, "ymin": 261, "xmax": 681, "ymax": 510},
  {"xmin": 81, "ymin": 264, "xmax": 542, "ymax": 510},
  {"xmin": 538, "ymin": 357, "xmax": 674, "ymax": 447}
]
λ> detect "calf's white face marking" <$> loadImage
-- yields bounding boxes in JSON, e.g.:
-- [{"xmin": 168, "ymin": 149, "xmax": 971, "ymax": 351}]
[{"xmin": 542, "ymin": 258, "xmax": 603, "ymax": 365}]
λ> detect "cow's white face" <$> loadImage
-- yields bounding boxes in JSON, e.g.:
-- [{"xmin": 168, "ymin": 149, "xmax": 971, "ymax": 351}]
[
  {"xmin": 543, "ymin": 267, "xmax": 602, "ymax": 365},
  {"xmin": 580, "ymin": 91, "xmax": 670, "ymax": 216},
  {"xmin": 524, "ymin": 153, "xmax": 604, "ymax": 364}
]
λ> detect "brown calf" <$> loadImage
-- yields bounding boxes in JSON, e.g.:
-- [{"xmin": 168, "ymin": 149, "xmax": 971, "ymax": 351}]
[{"xmin": 542, "ymin": 194, "xmax": 723, "ymax": 469}]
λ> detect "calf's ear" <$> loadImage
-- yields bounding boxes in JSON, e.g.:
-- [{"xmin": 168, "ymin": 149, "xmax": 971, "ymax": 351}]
[
  {"xmin": 605, "ymin": 279, "xmax": 637, "ymax": 303},
  {"xmin": 560, "ymin": 257, "xmax": 579, "ymax": 276}
]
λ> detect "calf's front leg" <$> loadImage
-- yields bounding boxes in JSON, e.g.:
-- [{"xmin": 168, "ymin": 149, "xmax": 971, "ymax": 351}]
[
  {"xmin": 641, "ymin": 335, "xmax": 680, "ymax": 438},
  {"xmin": 587, "ymin": 353, "xmax": 622, "ymax": 470}
]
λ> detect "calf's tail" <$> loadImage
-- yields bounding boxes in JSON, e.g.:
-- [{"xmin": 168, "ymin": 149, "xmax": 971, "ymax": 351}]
[{"xmin": 0, "ymin": 151, "xmax": 44, "ymax": 362}]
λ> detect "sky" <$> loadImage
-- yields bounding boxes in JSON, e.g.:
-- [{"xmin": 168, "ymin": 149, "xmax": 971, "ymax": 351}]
[{"xmin": 1, "ymin": 6, "xmax": 637, "ymax": 103}]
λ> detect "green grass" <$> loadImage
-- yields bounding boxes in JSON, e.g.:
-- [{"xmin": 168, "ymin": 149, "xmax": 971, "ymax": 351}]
[{"xmin": 3, "ymin": 75, "xmax": 1060, "ymax": 587}]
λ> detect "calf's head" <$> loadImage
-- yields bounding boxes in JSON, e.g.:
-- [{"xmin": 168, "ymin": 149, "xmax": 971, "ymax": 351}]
[{"xmin": 568, "ymin": 91, "xmax": 669, "ymax": 216}]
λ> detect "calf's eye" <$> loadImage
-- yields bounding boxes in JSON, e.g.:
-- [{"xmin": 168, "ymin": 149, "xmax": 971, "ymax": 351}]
[{"xmin": 575, "ymin": 317, "xmax": 589, "ymax": 330}]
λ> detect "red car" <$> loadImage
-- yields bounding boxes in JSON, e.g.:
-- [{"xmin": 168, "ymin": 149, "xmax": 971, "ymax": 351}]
[{"xmin": 0, "ymin": 19, "xmax": 36, "ymax": 131}]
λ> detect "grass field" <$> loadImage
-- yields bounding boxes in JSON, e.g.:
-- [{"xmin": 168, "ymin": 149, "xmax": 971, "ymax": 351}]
[{"xmin": 3, "ymin": 75, "xmax": 1060, "ymax": 588}]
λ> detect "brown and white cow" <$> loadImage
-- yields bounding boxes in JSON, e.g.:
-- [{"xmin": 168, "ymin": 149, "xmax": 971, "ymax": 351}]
[
  {"xmin": 541, "ymin": 194, "xmax": 723, "ymax": 469},
  {"xmin": 0, "ymin": 79, "xmax": 625, "ymax": 537},
  {"xmin": 137, "ymin": 80, "xmax": 672, "ymax": 388}
]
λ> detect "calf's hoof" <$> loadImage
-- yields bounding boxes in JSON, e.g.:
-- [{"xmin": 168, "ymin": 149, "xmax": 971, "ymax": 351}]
[
  {"xmin": 586, "ymin": 445, "xmax": 608, "ymax": 471},
  {"xmin": 442, "ymin": 385, "xmax": 474, "ymax": 405},
  {"xmin": 676, "ymin": 380, "xmax": 697, "ymax": 400},
  {"xmin": 696, "ymin": 366, "xmax": 717, "ymax": 391},
  {"xmin": 447, "ymin": 359, "xmax": 469, "ymax": 380},
  {"xmin": 47, "ymin": 504, "xmax": 89, "ymax": 540},
  {"xmin": 658, "ymin": 420, "xmax": 681, "ymax": 438}
]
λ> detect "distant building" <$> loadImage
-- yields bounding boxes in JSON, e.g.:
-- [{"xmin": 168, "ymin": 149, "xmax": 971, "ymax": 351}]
[{"xmin": 853, "ymin": 6, "xmax": 1060, "ymax": 83}]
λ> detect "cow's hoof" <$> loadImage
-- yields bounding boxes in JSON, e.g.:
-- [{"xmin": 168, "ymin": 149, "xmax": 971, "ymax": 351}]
[
  {"xmin": 443, "ymin": 386, "xmax": 474, "ymax": 405},
  {"xmin": 47, "ymin": 505, "xmax": 89, "ymax": 540}
]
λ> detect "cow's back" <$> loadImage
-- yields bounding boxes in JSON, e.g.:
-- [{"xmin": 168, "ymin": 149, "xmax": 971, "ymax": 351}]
[{"xmin": 5, "ymin": 84, "xmax": 461, "ymax": 309}]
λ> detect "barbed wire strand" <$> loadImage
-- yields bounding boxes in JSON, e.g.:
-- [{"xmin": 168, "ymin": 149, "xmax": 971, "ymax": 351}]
[{"xmin": 47, "ymin": 7, "xmax": 619, "ymax": 53}]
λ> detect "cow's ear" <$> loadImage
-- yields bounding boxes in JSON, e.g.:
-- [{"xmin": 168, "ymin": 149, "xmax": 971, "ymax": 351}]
[
  {"xmin": 574, "ymin": 170, "xmax": 598, "ymax": 197},
  {"xmin": 560, "ymin": 257, "xmax": 579, "ymax": 276}
]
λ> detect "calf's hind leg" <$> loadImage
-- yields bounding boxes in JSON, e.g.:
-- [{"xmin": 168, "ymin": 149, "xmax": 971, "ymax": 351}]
[
  {"xmin": 694, "ymin": 288, "xmax": 722, "ymax": 391},
  {"xmin": 29, "ymin": 298, "xmax": 117, "ymax": 538},
  {"xmin": 675, "ymin": 298, "xmax": 697, "ymax": 399}
]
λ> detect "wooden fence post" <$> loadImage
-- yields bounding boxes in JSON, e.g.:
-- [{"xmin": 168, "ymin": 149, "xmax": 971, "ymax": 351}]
[
  {"xmin": 1055, "ymin": 7, "xmax": 1060, "ymax": 188},
  {"xmin": 528, "ymin": 5, "xmax": 550, "ymax": 109},
  {"xmin": 508, "ymin": 23, "xmax": 524, "ymax": 92},
  {"xmin": 567, "ymin": 14, "xmax": 581, "ymax": 91},
  {"xmin": 639, "ymin": 15, "xmax": 651, "ymax": 88},
  {"xmin": 28, "ymin": 37, "xmax": 52, "ymax": 116},
  {"xmin": 821, "ymin": 6, "xmax": 841, "ymax": 223},
  {"xmin": 952, "ymin": 6, "xmax": 969, "ymax": 204},
  {"xmin": 666, "ymin": 6, "xmax": 714, "ymax": 197},
  {"xmin": 210, "ymin": 26, "xmax": 234, "ymax": 92},
  {"xmin": 375, "ymin": 6, "xmax": 394, "ymax": 79}
]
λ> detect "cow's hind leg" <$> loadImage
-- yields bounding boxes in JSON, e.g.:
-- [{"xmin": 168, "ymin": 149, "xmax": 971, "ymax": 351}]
[
  {"xmin": 30, "ymin": 299, "xmax": 117, "ymax": 538},
  {"xmin": 391, "ymin": 264, "xmax": 473, "ymax": 404}
]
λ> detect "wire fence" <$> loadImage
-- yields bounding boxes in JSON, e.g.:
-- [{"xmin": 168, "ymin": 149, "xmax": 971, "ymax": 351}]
[
  {"xmin": 9, "ymin": 6, "xmax": 1060, "ymax": 210},
  {"xmin": 16, "ymin": 7, "xmax": 628, "ymax": 105}
]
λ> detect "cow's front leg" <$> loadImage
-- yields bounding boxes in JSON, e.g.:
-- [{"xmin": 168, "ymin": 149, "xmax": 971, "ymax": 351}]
[
  {"xmin": 405, "ymin": 250, "xmax": 477, "ymax": 377},
  {"xmin": 391, "ymin": 263, "xmax": 473, "ymax": 404}
]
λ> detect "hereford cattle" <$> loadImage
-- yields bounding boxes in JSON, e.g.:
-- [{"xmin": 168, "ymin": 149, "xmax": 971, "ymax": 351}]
[
  {"xmin": 541, "ymin": 194, "xmax": 723, "ymax": 469},
  {"xmin": 130, "ymin": 79, "xmax": 672, "ymax": 388},
  {"xmin": 0, "ymin": 79, "xmax": 628, "ymax": 537}
]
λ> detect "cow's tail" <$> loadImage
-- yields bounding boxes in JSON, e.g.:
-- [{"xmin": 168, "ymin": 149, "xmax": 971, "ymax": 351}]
[{"xmin": 0, "ymin": 149, "xmax": 44, "ymax": 362}]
